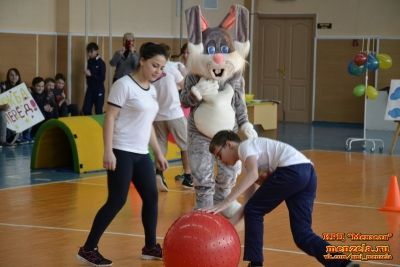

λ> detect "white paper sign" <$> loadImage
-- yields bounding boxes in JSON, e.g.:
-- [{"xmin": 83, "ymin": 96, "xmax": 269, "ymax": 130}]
[
  {"xmin": 0, "ymin": 83, "xmax": 45, "ymax": 132},
  {"xmin": 384, "ymin": 80, "xmax": 400, "ymax": 121}
]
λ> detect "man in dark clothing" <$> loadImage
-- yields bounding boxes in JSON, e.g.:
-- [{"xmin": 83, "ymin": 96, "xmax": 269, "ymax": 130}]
[{"xmin": 83, "ymin": 42, "xmax": 106, "ymax": 115}]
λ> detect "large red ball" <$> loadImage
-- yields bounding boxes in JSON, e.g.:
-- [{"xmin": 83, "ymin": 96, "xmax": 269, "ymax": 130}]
[{"xmin": 163, "ymin": 211, "xmax": 241, "ymax": 267}]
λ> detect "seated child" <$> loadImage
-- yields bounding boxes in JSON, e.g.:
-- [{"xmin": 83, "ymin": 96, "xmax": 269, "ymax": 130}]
[
  {"xmin": 54, "ymin": 73, "xmax": 79, "ymax": 117},
  {"xmin": 31, "ymin": 77, "xmax": 58, "ymax": 137}
]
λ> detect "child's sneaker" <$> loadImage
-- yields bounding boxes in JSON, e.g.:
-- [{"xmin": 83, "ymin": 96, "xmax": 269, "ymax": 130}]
[
  {"xmin": 174, "ymin": 174, "xmax": 184, "ymax": 181},
  {"xmin": 156, "ymin": 169, "xmax": 168, "ymax": 192},
  {"xmin": 141, "ymin": 243, "xmax": 162, "ymax": 260},
  {"xmin": 76, "ymin": 246, "xmax": 112, "ymax": 266},
  {"xmin": 181, "ymin": 174, "xmax": 193, "ymax": 189}
]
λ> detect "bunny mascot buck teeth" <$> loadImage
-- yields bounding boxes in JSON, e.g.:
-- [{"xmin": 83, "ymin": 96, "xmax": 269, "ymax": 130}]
[{"xmin": 180, "ymin": 4, "xmax": 258, "ymax": 216}]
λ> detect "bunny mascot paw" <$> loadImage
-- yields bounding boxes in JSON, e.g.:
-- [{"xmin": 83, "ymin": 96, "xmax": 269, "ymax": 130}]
[
  {"xmin": 240, "ymin": 122, "xmax": 258, "ymax": 138},
  {"xmin": 191, "ymin": 77, "xmax": 219, "ymax": 101}
]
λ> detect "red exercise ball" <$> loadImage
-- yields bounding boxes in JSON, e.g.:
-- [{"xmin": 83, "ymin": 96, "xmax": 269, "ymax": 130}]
[{"xmin": 163, "ymin": 211, "xmax": 241, "ymax": 267}]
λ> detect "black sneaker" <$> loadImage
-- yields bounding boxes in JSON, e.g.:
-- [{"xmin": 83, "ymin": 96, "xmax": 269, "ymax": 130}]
[
  {"xmin": 76, "ymin": 247, "xmax": 112, "ymax": 266},
  {"xmin": 141, "ymin": 243, "xmax": 162, "ymax": 260},
  {"xmin": 156, "ymin": 169, "xmax": 168, "ymax": 192},
  {"xmin": 182, "ymin": 174, "xmax": 193, "ymax": 189},
  {"xmin": 174, "ymin": 174, "xmax": 184, "ymax": 181}
]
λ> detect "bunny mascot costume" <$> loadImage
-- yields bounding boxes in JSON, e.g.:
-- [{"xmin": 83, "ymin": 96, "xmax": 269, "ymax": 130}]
[{"xmin": 180, "ymin": 4, "xmax": 258, "ymax": 216}]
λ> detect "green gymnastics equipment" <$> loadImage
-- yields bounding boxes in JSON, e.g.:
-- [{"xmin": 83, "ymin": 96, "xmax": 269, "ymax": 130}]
[{"xmin": 31, "ymin": 115, "xmax": 104, "ymax": 173}]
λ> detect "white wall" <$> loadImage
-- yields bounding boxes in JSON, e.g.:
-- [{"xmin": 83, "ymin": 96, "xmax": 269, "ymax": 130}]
[
  {"xmin": 0, "ymin": 0, "xmax": 244, "ymax": 37},
  {"xmin": 256, "ymin": 0, "xmax": 400, "ymax": 37},
  {"xmin": 0, "ymin": 0, "xmax": 57, "ymax": 33}
]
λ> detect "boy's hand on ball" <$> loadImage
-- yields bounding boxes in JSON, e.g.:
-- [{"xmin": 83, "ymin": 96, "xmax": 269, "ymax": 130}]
[{"xmin": 202, "ymin": 201, "xmax": 229, "ymax": 214}]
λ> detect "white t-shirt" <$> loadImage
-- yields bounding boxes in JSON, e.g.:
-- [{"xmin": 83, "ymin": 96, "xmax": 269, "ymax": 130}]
[
  {"xmin": 107, "ymin": 75, "xmax": 159, "ymax": 154},
  {"xmin": 153, "ymin": 61, "xmax": 184, "ymax": 121},
  {"xmin": 166, "ymin": 61, "xmax": 187, "ymax": 76},
  {"xmin": 238, "ymin": 138, "xmax": 311, "ymax": 173}
]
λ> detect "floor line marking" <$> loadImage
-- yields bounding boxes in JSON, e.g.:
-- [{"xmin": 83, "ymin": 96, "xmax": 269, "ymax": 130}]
[
  {"xmin": 314, "ymin": 201, "xmax": 377, "ymax": 209},
  {"xmin": 0, "ymin": 174, "xmax": 105, "ymax": 191},
  {"xmin": 48, "ymin": 181, "xmax": 380, "ymax": 209}
]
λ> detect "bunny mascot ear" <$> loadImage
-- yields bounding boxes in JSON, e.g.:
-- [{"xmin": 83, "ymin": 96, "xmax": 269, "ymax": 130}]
[
  {"xmin": 219, "ymin": 4, "xmax": 250, "ymax": 59},
  {"xmin": 185, "ymin": 5, "xmax": 208, "ymax": 56}
]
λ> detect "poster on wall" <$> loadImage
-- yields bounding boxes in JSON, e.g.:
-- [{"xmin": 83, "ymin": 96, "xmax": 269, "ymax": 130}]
[
  {"xmin": 384, "ymin": 79, "xmax": 400, "ymax": 121},
  {"xmin": 0, "ymin": 83, "xmax": 44, "ymax": 132}
]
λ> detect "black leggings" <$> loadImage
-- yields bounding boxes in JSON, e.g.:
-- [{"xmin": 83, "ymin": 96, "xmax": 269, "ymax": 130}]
[{"xmin": 84, "ymin": 149, "xmax": 158, "ymax": 249}]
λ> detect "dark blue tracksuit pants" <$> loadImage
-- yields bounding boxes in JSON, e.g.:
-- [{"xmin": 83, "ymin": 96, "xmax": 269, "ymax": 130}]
[
  {"xmin": 243, "ymin": 163, "xmax": 351, "ymax": 267},
  {"xmin": 82, "ymin": 88, "xmax": 104, "ymax": 115}
]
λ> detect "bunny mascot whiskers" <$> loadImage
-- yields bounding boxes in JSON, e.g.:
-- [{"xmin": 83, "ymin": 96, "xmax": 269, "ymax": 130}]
[{"xmin": 180, "ymin": 4, "xmax": 257, "ymax": 216}]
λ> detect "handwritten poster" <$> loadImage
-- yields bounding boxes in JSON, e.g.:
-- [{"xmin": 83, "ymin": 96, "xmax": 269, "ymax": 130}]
[
  {"xmin": 0, "ymin": 83, "xmax": 44, "ymax": 132},
  {"xmin": 384, "ymin": 80, "xmax": 400, "ymax": 121}
]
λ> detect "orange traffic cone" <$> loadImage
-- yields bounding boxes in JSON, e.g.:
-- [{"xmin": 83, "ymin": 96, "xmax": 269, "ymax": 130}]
[{"xmin": 380, "ymin": 175, "xmax": 400, "ymax": 212}]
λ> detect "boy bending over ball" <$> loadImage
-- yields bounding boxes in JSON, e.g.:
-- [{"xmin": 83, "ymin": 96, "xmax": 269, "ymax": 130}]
[{"xmin": 204, "ymin": 130, "xmax": 359, "ymax": 267}]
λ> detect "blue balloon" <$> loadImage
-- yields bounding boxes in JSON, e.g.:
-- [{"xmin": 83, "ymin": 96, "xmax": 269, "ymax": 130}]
[
  {"xmin": 347, "ymin": 61, "xmax": 366, "ymax": 76},
  {"xmin": 366, "ymin": 53, "xmax": 379, "ymax": 71}
]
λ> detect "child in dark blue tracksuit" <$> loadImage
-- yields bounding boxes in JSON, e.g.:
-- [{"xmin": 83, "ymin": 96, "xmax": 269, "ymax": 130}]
[
  {"xmin": 205, "ymin": 130, "xmax": 359, "ymax": 267},
  {"xmin": 83, "ymin": 42, "xmax": 106, "ymax": 115}
]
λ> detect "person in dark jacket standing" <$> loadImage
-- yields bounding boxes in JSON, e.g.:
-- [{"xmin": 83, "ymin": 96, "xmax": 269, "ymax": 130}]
[{"xmin": 83, "ymin": 42, "xmax": 106, "ymax": 115}]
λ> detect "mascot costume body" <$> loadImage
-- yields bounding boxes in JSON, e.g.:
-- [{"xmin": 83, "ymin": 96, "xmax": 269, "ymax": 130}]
[{"xmin": 180, "ymin": 4, "xmax": 257, "ymax": 214}]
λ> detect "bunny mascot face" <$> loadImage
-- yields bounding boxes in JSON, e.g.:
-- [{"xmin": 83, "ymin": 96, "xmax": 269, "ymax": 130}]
[{"xmin": 180, "ymin": 4, "xmax": 257, "ymax": 215}]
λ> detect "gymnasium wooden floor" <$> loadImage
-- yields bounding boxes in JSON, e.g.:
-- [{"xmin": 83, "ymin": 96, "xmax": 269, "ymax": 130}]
[{"xmin": 0, "ymin": 150, "xmax": 399, "ymax": 267}]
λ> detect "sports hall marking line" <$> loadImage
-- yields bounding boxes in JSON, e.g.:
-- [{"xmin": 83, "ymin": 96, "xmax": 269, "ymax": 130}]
[
  {"xmin": 66, "ymin": 181, "xmax": 194, "ymax": 193},
  {"xmin": 262, "ymin": 247, "xmax": 305, "ymax": 255},
  {"xmin": 0, "ymin": 181, "xmax": 377, "ymax": 209},
  {"xmin": 0, "ymin": 174, "xmax": 106, "ymax": 191},
  {"xmin": 0, "ymin": 223, "xmax": 396, "ymax": 267},
  {"xmin": 0, "ymin": 222, "xmax": 163, "ymax": 240},
  {"xmin": 314, "ymin": 201, "xmax": 377, "ymax": 210},
  {"xmin": 60, "ymin": 180, "xmax": 383, "ymax": 209},
  {"xmin": 304, "ymin": 149, "xmax": 399, "ymax": 158},
  {"xmin": 65, "ymin": 181, "xmax": 108, "ymax": 187}
]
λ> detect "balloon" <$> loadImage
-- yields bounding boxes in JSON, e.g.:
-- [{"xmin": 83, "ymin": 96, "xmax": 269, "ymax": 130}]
[
  {"xmin": 376, "ymin": 53, "xmax": 392, "ymax": 69},
  {"xmin": 353, "ymin": 52, "xmax": 367, "ymax": 66},
  {"xmin": 347, "ymin": 61, "xmax": 366, "ymax": 76},
  {"xmin": 366, "ymin": 53, "xmax": 379, "ymax": 71},
  {"xmin": 366, "ymin": 85, "xmax": 378, "ymax": 100},
  {"xmin": 353, "ymin": 84, "xmax": 366, "ymax": 97}
]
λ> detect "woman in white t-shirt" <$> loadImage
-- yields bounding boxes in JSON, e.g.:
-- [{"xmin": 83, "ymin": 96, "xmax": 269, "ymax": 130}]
[
  {"xmin": 204, "ymin": 130, "xmax": 357, "ymax": 267},
  {"xmin": 77, "ymin": 42, "xmax": 169, "ymax": 267}
]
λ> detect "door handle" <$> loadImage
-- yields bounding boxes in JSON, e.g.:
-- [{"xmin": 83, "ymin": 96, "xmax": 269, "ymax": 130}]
[{"xmin": 277, "ymin": 67, "xmax": 286, "ymax": 79}]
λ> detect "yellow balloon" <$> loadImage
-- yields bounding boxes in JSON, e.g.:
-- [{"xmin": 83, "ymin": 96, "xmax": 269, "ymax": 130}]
[
  {"xmin": 366, "ymin": 85, "xmax": 378, "ymax": 100},
  {"xmin": 376, "ymin": 53, "xmax": 393, "ymax": 69}
]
